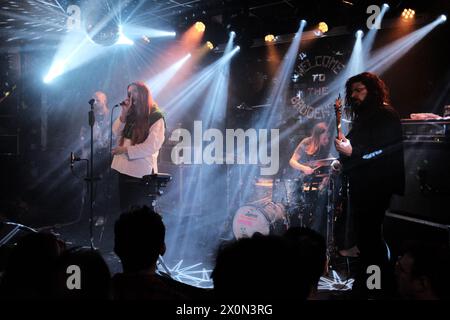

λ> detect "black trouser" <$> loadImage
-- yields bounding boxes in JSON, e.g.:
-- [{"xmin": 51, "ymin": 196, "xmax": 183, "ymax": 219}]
[
  {"xmin": 117, "ymin": 172, "xmax": 148, "ymax": 212},
  {"xmin": 351, "ymin": 189, "xmax": 394, "ymax": 297}
]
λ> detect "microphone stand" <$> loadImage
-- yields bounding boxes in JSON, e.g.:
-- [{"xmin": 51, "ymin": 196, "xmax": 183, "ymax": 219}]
[
  {"xmin": 101, "ymin": 104, "xmax": 119, "ymax": 237},
  {"xmin": 110, "ymin": 105, "xmax": 119, "ymax": 169},
  {"xmin": 87, "ymin": 99, "xmax": 99, "ymax": 249}
]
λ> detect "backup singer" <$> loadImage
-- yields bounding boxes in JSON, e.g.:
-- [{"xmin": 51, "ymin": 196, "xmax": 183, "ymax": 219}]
[{"xmin": 79, "ymin": 91, "xmax": 111, "ymax": 226}]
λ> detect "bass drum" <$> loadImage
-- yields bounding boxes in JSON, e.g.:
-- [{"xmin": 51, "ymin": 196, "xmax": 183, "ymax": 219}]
[{"xmin": 232, "ymin": 202, "xmax": 287, "ymax": 239}]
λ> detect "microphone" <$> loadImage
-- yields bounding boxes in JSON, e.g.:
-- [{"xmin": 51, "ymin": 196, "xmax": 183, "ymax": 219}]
[
  {"xmin": 236, "ymin": 102, "xmax": 251, "ymax": 110},
  {"xmin": 113, "ymin": 100, "xmax": 128, "ymax": 108},
  {"xmin": 88, "ymin": 98, "xmax": 95, "ymax": 106}
]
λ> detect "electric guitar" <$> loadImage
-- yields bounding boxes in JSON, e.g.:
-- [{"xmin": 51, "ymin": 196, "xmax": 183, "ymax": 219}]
[
  {"xmin": 334, "ymin": 93, "xmax": 343, "ymax": 140},
  {"xmin": 332, "ymin": 93, "xmax": 348, "ymax": 223}
]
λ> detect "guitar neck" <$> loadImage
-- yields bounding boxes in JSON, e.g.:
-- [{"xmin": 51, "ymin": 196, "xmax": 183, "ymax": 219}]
[{"xmin": 335, "ymin": 110, "xmax": 341, "ymax": 137}]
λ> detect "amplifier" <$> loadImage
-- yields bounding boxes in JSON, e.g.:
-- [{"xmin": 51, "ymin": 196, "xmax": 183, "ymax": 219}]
[
  {"xmin": 390, "ymin": 137, "xmax": 450, "ymax": 224},
  {"xmin": 401, "ymin": 119, "xmax": 450, "ymax": 142}
]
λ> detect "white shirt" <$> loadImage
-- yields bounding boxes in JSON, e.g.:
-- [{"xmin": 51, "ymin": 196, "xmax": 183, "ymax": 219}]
[{"xmin": 111, "ymin": 117, "xmax": 165, "ymax": 178}]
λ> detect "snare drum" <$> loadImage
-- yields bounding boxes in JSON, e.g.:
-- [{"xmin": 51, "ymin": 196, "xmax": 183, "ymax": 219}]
[
  {"xmin": 232, "ymin": 202, "xmax": 287, "ymax": 239},
  {"xmin": 272, "ymin": 179, "xmax": 304, "ymax": 206}
]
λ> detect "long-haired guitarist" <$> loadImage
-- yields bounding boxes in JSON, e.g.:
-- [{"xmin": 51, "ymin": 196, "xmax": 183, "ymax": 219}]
[{"xmin": 334, "ymin": 72, "xmax": 405, "ymax": 298}]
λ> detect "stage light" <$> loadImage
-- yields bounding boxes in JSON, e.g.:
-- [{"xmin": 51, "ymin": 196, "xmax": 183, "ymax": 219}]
[
  {"xmin": 300, "ymin": 20, "xmax": 307, "ymax": 26},
  {"xmin": 206, "ymin": 41, "xmax": 214, "ymax": 50},
  {"xmin": 195, "ymin": 21, "xmax": 206, "ymax": 32},
  {"xmin": 142, "ymin": 35, "xmax": 150, "ymax": 44},
  {"xmin": 356, "ymin": 30, "xmax": 363, "ymax": 37},
  {"xmin": 264, "ymin": 34, "xmax": 275, "ymax": 42},
  {"xmin": 383, "ymin": 3, "xmax": 389, "ymax": 8},
  {"xmin": 230, "ymin": 31, "xmax": 236, "ymax": 38},
  {"xmin": 402, "ymin": 8, "xmax": 415, "ymax": 20},
  {"xmin": 147, "ymin": 53, "xmax": 192, "ymax": 97},
  {"xmin": 125, "ymin": 25, "xmax": 177, "ymax": 38},
  {"xmin": 439, "ymin": 14, "xmax": 447, "ymax": 23},
  {"xmin": 318, "ymin": 22, "xmax": 328, "ymax": 33},
  {"xmin": 43, "ymin": 59, "xmax": 66, "ymax": 84},
  {"xmin": 116, "ymin": 25, "xmax": 134, "ymax": 45}
]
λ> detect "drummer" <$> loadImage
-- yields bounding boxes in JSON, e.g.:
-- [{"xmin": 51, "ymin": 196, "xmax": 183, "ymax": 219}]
[
  {"xmin": 289, "ymin": 122, "xmax": 331, "ymax": 176},
  {"xmin": 288, "ymin": 122, "xmax": 333, "ymax": 236}
]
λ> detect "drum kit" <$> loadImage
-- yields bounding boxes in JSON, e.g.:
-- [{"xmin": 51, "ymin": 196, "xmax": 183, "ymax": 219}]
[{"xmin": 232, "ymin": 157, "xmax": 343, "ymax": 257}]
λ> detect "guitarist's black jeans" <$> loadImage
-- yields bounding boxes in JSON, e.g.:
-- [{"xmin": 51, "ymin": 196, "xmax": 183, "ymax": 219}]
[{"xmin": 350, "ymin": 189, "xmax": 395, "ymax": 299}]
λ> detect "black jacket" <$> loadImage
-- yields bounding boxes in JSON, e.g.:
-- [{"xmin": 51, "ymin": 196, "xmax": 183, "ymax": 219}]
[{"xmin": 342, "ymin": 105, "xmax": 405, "ymax": 196}]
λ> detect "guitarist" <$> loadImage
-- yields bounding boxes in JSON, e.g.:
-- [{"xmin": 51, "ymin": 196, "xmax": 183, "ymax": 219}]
[{"xmin": 334, "ymin": 72, "xmax": 405, "ymax": 298}]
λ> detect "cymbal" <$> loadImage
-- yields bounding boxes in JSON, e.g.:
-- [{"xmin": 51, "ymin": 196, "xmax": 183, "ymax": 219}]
[
  {"xmin": 307, "ymin": 157, "xmax": 337, "ymax": 167},
  {"xmin": 311, "ymin": 157, "xmax": 337, "ymax": 162}
]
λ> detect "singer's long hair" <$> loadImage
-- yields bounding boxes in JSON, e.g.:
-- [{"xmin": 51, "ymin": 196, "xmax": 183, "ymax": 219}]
[
  {"xmin": 303, "ymin": 122, "xmax": 328, "ymax": 156},
  {"xmin": 344, "ymin": 72, "xmax": 390, "ymax": 118},
  {"xmin": 120, "ymin": 81, "xmax": 156, "ymax": 146}
]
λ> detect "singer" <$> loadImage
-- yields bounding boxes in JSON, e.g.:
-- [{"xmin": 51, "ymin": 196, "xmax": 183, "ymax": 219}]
[{"xmin": 111, "ymin": 82, "xmax": 165, "ymax": 211}]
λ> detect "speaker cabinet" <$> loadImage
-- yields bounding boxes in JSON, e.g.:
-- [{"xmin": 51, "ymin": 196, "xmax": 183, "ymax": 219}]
[{"xmin": 390, "ymin": 141, "xmax": 450, "ymax": 224}]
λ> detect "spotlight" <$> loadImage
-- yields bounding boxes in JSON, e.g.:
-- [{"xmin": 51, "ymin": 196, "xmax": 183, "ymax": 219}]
[
  {"xmin": 264, "ymin": 34, "xmax": 275, "ymax": 42},
  {"xmin": 356, "ymin": 30, "xmax": 363, "ymax": 37},
  {"xmin": 195, "ymin": 21, "xmax": 206, "ymax": 32},
  {"xmin": 116, "ymin": 25, "xmax": 134, "ymax": 45},
  {"xmin": 236, "ymin": 46, "xmax": 240, "ymax": 50},
  {"xmin": 318, "ymin": 22, "xmax": 328, "ymax": 33},
  {"xmin": 230, "ymin": 31, "xmax": 236, "ymax": 38},
  {"xmin": 206, "ymin": 41, "xmax": 214, "ymax": 50},
  {"xmin": 439, "ymin": 14, "xmax": 447, "ymax": 22},
  {"xmin": 383, "ymin": 3, "xmax": 389, "ymax": 8},
  {"xmin": 401, "ymin": 8, "xmax": 415, "ymax": 20},
  {"xmin": 43, "ymin": 76, "xmax": 52, "ymax": 84},
  {"xmin": 300, "ymin": 19, "xmax": 307, "ymax": 26},
  {"xmin": 43, "ymin": 59, "xmax": 66, "ymax": 84},
  {"xmin": 142, "ymin": 35, "xmax": 150, "ymax": 44}
]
